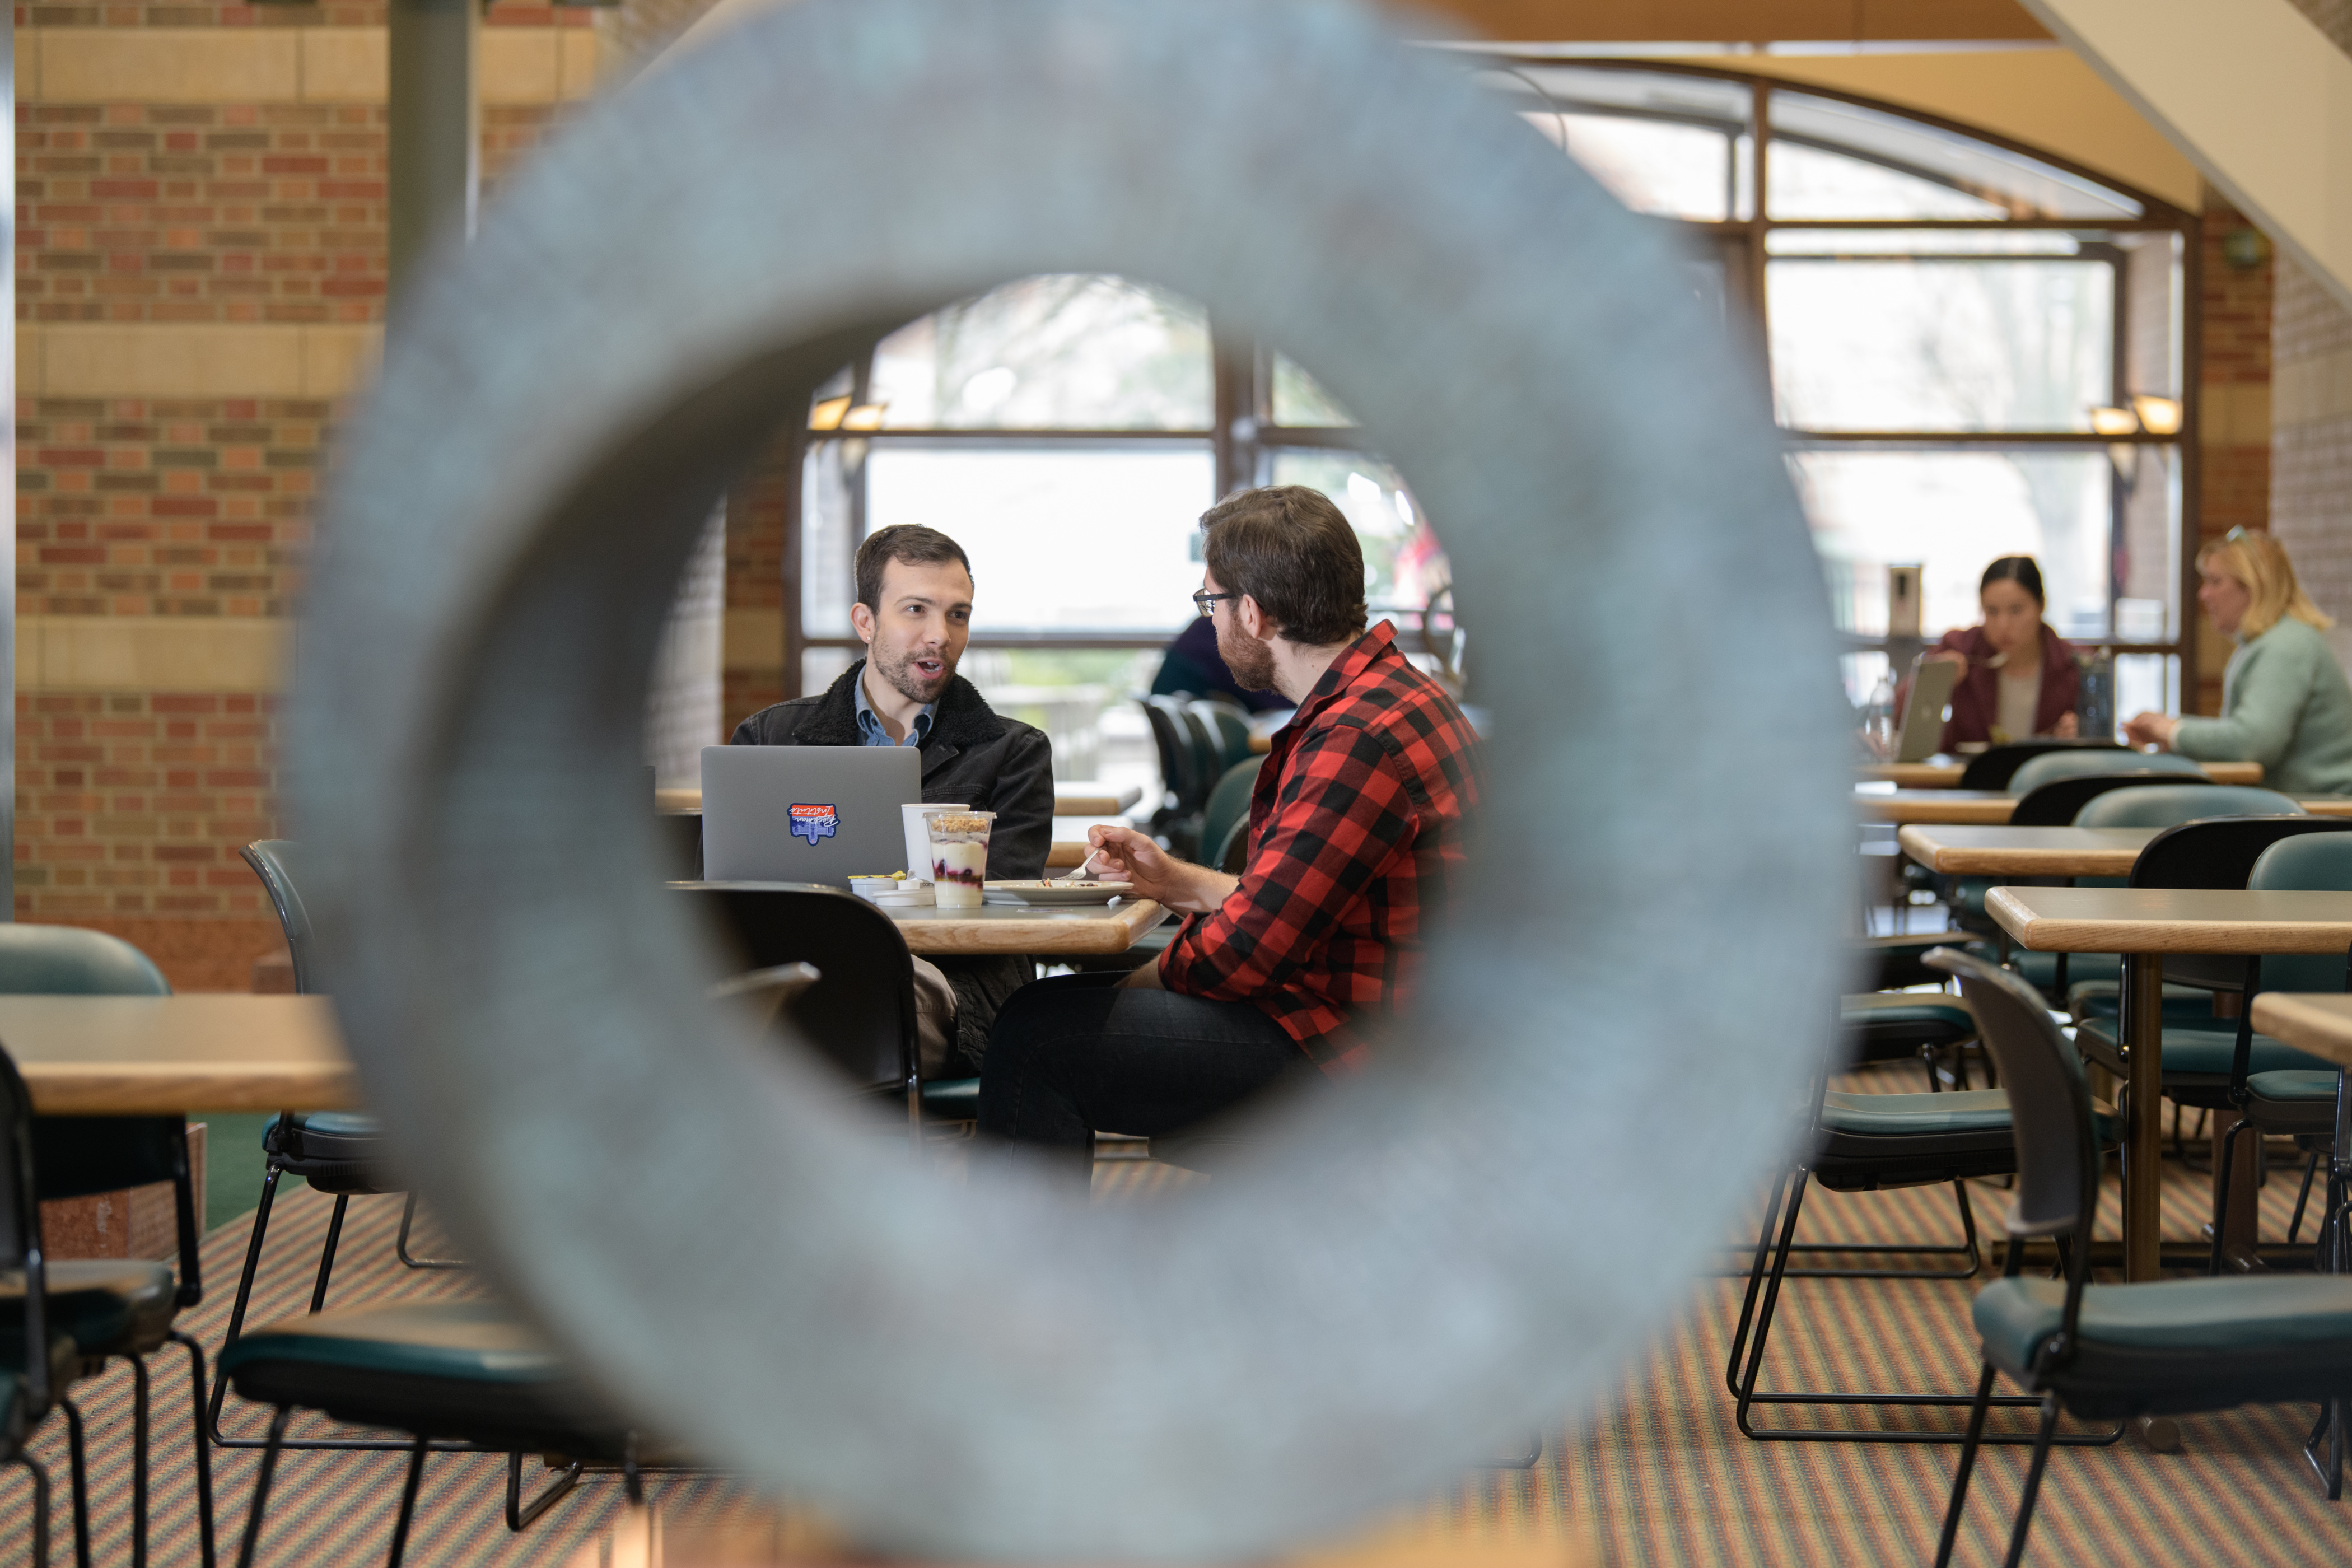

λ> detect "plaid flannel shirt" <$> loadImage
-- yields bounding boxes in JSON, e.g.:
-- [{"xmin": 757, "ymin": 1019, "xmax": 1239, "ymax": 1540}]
[{"xmin": 1158, "ymin": 620, "xmax": 1485, "ymax": 1071}]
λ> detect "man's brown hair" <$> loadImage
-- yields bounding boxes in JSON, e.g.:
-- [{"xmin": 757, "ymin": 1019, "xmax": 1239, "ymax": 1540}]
[
  {"xmin": 856, "ymin": 524, "xmax": 973, "ymax": 611},
  {"xmin": 1199, "ymin": 486, "xmax": 1368, "ymax": 646}
]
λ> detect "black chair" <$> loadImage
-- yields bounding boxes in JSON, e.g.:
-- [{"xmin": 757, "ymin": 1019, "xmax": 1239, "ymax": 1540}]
[
  {"xmin": 0, "ymin": 1044, "xmax": 92, "ymax": 1568},
  {"xmin": 2003, "ymin": 749, "xmax": 2205, "ymax": 799},
  {"xmin": 1199, "ymin": 760, "xmax": 1260, "ymax": 879},
  {"xmin": 1725, "ymin": 1010, "xmax": 2123, "ymax": 1446},
  {"xmin": 0, "ymin": 923, "xmax": 217, "ymax": 1567},
  {"xmin": 1929, "ymin": 945, "xmax": 2352, "ymax": 1562},
  {"xmin": 670, "ymin": 883, "xmax": 954, "ymax": 1131},
  {"xmin": 214, "ymin": 841, "xmax": 462, "ymax": 1455},
  {"xmin": 2006, "ymin": 770, "xmax": 2211, "ymax": 828},
  {"xmin": 220, "ymin": 1301, "xmax": 637, "ymax": 1566},
  {"xmin": 1957, "ymin": 739, "xmax": 2129, "ymax": 792},
  {"xmin": 1140, "ymin": 698, "xmax": 1202, "ymax": 855}
]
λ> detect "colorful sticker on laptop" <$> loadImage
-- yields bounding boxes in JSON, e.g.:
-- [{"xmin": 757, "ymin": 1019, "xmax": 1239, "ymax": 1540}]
[{"xmin": 788, "ymin": 803, "xmax": 839, "ymax": 845}]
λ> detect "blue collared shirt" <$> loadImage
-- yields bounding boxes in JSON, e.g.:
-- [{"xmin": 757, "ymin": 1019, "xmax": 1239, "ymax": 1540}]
[{"xmin": 854, "ymin": 671, "xmax": 935, "ymax": 748}]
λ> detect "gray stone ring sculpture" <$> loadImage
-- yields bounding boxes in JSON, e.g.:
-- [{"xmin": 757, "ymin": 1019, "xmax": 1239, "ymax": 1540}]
[{"xmin": 291, "ymin": 0, "xmax": 1851, "ymax": 1557}]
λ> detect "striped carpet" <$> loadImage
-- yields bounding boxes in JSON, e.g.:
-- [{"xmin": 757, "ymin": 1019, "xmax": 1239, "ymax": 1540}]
[{"xmin": 5, "ymin": 1077, "xmax": 2351, "ymax": 1565}]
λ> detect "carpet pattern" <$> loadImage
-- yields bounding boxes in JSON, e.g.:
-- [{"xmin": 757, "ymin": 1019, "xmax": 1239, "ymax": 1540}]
[{"xmin": 3, "ymin": 1077, "xmax": 2350, "ymax": 1564}]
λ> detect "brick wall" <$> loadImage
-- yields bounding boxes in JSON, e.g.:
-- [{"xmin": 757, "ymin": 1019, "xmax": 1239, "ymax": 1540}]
[
  {"xmin": 722, "ymin": 429, "xmax": 792, "ymax": 733},
  {"xmin": 2193, "ymin": 200, "xmax": 2275, "ymax": 715},
  {"xmin": 14, "ymin": 4, "xmax": 596, "ymax": 987}
]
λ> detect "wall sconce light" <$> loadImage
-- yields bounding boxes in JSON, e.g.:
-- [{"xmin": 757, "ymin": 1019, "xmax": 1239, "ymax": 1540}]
[
  {"xmin": 808, "ymin": 396, "xmax": 851, "ymax": 431},
  {"xmin": 838, "ymin": 403, "xmax": 888, "ymax": 431},
  {"xmin": 2221, "ymin": 228, "xmax": 2270, "ymax": 271},
  {"xmin": 2088, "ymin": 405, "xmax": 2139, "ymax": 436},
  {"xmin": 2130, "ymin": 395, "xmax": 2183, "ymax": 437}
]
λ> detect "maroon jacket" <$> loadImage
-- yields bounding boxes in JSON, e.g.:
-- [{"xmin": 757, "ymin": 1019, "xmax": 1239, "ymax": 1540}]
[{"xmin": 1913, "ymin": 623, "xmax": 2081, "ymax": 751}]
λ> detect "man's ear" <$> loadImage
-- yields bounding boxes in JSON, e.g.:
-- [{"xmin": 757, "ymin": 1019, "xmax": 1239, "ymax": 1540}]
[
  {"xmin": 850, "ymin": 602, "xmax": 876, "ymax": 645},
  {"xmin": 1238, "ymin": 595, "xmax": 1276, "ymax": 642}
]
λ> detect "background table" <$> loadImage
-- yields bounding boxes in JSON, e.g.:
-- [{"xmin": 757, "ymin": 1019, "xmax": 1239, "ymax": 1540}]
[
  {"xmin": 656, "ymin": 784, "xmax": 1146, "ymax": 818},
  {"xmin": 1989, "ymin": 886, "xmax": 2352, "ymax": 1281},
  {"xmin": 2249, "ymin": 992, "xmax": 2352, "ymax": 1065},
  {"xmin": 889, "ymin": 899, "xmax": 1168, "ymax": 956},
  {"xmin": 1861, "ymin": 789, "xmax": 2352, "ymax": 826},
  {"xmin": 1860, "ymin": 759, "xmax": 2264, "ymax": 789},
  {"xmin": 1896, "ymin": 825, "xmax": 2159, "ymax": 878},
  {"xmin": 0, "ymin": 994, "xmax": 357, "ymax": 1114}
]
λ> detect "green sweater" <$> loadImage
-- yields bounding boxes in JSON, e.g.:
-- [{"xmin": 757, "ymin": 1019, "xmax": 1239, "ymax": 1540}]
[{"xmin": 2173, "ymin": 616, "xmax": 2352, "ymax": 797}]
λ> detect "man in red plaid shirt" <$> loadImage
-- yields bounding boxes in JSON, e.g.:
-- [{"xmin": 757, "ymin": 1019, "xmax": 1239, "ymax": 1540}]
[{"xmin": 979, "ymin": 486, "xmax": 1485, "ymax": 1177}]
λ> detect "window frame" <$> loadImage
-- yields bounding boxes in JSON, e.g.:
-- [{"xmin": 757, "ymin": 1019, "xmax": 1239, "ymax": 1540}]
[{"xmin": 772, "ymin": 62, "xmax": 2201, "ymax": 697}]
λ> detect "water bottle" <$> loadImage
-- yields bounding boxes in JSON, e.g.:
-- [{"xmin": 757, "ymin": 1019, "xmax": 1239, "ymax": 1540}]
[{"xmin": 2076, "ymin": 647, "xmax": 2116, "ymax": 742}]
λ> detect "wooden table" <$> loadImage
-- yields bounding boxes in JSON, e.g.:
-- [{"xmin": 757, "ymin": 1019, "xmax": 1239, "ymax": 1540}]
[
  {"xmin": 2248, "ymin": 992, "xmax": 2352, "ymax": 1067},
  {"xmin": 1052, "ymin": 782, "xmax": 1142, "ymax": 816},
  {"xmin": 0, "ymin": 995, "xmax": 357, "ymax": 1114},
  {"xmin": 654, "ymin": 785, "xmax": 1147, "ymax": 818},
  {"xmin": 889, "ymin": 900, "xmax": 1169, "ymax": 956},
  {"xmin": 1989, "ymin": 886, "xmax": 2352, "ymax": 1282},
  {"xmin": 1859, "ymin": 759, "xmax": 2264, "ymax": 789},
  {"xmin": 1861, "ymin": 788, "xmax": 2352, "ymax": 826},
  {"xmin": 1896, "ymin": 825, "xmax": 2158, "ymax": 878}
]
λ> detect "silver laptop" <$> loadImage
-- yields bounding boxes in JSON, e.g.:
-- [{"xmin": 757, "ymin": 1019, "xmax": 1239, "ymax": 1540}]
[
  {"xmin": 1894, "ymin": 654, "xmax": 1964, "ymax": 763},
  {"xmin": 699, "ymin": 746, "xmax": 923, "ymax": 887}
]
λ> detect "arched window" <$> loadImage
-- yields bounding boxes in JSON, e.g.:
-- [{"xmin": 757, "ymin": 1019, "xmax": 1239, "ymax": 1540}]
[{"xmin": 780, "ymin": 62, "xmax": 2195, "ymax": 772}]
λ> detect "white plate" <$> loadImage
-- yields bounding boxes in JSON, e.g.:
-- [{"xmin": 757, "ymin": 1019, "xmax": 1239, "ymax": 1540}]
[{"xmin": 981, "ymin": 880, "xmax": 1135, "ymax": 906}]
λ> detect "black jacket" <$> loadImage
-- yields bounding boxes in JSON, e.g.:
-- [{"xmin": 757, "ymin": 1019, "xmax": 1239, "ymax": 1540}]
[{"xmin": 727, "ymin": 661, "xmax": 1054, "ymax": 879}]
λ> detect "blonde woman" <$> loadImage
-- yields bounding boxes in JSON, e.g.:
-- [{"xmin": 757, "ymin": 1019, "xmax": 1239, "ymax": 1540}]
[{"xmin": 2125, "ymin": 529, "xmax": 2352, "ymax": 796}]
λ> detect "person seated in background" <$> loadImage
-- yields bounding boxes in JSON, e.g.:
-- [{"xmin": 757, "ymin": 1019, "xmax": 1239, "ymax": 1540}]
[
  {"xmin": 1915, "ymin": 556, "xmax": 2080, "ymax": 749},
  {"xmin": 977, "ymin": 486, "xmax": 1485, "ymax": 1178},
  {"xmin": 2125, "ymin": 528, "xmax": 2352, "ymax": 797},
  {"xmin": 730, "ymin": 523, "xmax": 1054, "ymax": 1077},
  {"xmin": 1149, "ymin": 612, "xmax": 1291, "ymax": 713}
]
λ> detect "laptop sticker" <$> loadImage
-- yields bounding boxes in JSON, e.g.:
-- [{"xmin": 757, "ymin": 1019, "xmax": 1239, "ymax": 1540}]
[{"xmin": 788, "ymin": 803, "xmax": 839, "ymax": 846}]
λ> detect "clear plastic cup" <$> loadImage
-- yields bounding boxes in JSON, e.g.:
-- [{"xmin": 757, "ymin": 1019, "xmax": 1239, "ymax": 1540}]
[
  {"xmin": 902, "ymin": 801, "xmax": 967, "ymax": 883},
  {"xmin": 924, "ymin": 811, "xmax": 995, "ymax": 909}
]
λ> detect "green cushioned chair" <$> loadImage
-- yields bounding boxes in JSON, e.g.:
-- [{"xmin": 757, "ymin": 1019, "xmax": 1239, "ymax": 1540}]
[
  {"xmin": 1839, "ymin": 991, "xmax": 1976, "ymax": 1091},
  {"xmin": 1928, "ymin": 947, "xmax": 2352, "ymax": 1565},
  {"xmin": 215, "ymin": 842, "xmax": 458, "ymax": 1458},
  {"xmin": 220, "ymin": 1300, "xmax": 637, "ymax": 1566},
  {"xmin": 2004, "ymin": 748, "xmax": 2205, "ymax": 796},
  {"xmin": 2201, "ymin": 833, "xmax": 2352, "ymax": 1275},
  {"xmin": 0, "ymin": 924, "xmax": 217, "ymax": 1567},
  {"xmin": 1728, "ymin": 985, "xmax": 2121, "ymax": 1447}
]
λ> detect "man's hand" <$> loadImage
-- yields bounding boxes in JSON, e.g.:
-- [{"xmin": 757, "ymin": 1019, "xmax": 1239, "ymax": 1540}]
[
  {"xmin": 2122, "ymin": 711, "xmax": 2180, "ymax": 750},
  {"xmin": 1086, "ymin": 824, "xmax": 1236, "ymax": 915}
]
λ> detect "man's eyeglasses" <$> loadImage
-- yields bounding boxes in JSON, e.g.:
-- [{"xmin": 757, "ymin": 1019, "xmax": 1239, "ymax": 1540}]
[{"xmin": 1192, "ymin": 591, "xmax": 1240, "ymax": 618}]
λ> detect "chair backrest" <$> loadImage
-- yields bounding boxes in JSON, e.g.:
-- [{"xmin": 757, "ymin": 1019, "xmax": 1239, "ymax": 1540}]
[
  {"xmin": 2247, "ymin": 833, "xmax": 2352, "ymax": 992},
  {"xmin": 1175, "ymin": 707, "xmax": 1224, "ymax": 811},
  {"xmin": 1928, "ymin": 948, "xmax": 2098, "ymax": 1249},
  {"xmin": 671, "ymin": 883, "xmax": 917, "ymax": 1094},
  {"xmin": 2074, "ymin": 783, "xmax": 2304, "ymax": 830},
  {"xmin": 0, "ymin": 1047, "xmax": 50, "ymax": 1411},
  {"xmin": 1199, "ymin": 760, "xmax": 1261, "ymax": 867},
  {"xmin": 2127, "ymin": 814, "xmax": 2351, "ymax": 990},
  {"xmin": 2006, "ymin": 746, "xmax": 2202, "ymax": 797},
  {"xmin": 0, "ymin": 925, "xmax": 170, "ymax": 997},
  {"xmin": 1958, "ymin": 739, "xmax": 2129, "ymax": 791},
  {"xmin": 2009, "ymin": 772, "xmax": 2210, "ymax": 828},
  {"xmin": 241, "ymin": 840, "xmax": 316, "ymax": 993},
  {"xmin": 1140, "ymin": 698, "xmax": 1198, "ymax": 814},
  {"xmin": 1187, "ymin": 699, "xmax": 1254, "ymax": 773}
]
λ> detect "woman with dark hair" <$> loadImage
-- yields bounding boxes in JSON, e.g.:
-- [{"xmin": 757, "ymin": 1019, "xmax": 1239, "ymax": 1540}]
[{"xmin": 1916, "ymin": 556, "xmax": 2080, "ymax": 749}]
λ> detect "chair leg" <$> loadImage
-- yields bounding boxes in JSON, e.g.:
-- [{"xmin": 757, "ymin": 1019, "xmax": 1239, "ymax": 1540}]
[
  {"xmin": 234, "ymin": 1408, "xmax": 291, "ymax": 1568},
  {"xmin": 310, "ymin": 1193, "xmax": 350, "ymax": 1313},
  {"xmin": 1934, "ymin": 1361, "xmax": 2000, "ymax": 1568},
  {"xmin": 505, "ymin": 1451, "xmax": 583, "ymax": 1532},
  {"xmin": 169, "ymin": 1333, "xmax": 216, "ymax": 1568},
  {"xmin": 2289, "ymin": 1150, "xmax": 2323, "ymax": 1246},
  {"xmin": 385, "ymin": 1434, "xmax": 430, "ymax": 1568},
  {"xmin": 129, "ymin": 1356, "xmax": 149, "ymax": 1568},
  {"xmin": 1732, "ymin": 1168, "xmax": 1812, "ymax": 1430},
  {"xmin": 59, "ymin": 1396, "xmax": 91, "ymax": 1568},
  {"xmin": 2209, "ymin": 1118, "xmax": 2260, "ymax": 1276},
  {"xmin": 1723, "ymin": 1166, "xmax": 1795, "ymax": 1399},
  {"xmin": 2002, "ymin": 1394, "xmax": 2062, "ymax": 1568},
  {"xmin": 393, "ymin": 1194, "xmax": 467, "ymax": 1271},
  {"xmin": 209, "ymin": 1165, "xmax": 283, "ymax": 1443},
  {"xmin": 623, "ymin": 1431, "xmax": 643, "ymax": 1506},
  {"xmin": 10, "ymin": 1453, "xmax": 50, "ymax": 1568}
]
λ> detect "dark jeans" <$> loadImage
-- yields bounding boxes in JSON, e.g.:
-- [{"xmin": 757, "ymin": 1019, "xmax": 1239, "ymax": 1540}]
[{"xmin": 979, "ymin": 972, "xmax": 1306, "ymax": 1177}]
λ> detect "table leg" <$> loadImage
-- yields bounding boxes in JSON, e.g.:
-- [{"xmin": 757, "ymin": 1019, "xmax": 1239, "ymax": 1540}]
[{"xmin": 2124, "ymin": 952, "xmax": 2164, "ymax": 1283}]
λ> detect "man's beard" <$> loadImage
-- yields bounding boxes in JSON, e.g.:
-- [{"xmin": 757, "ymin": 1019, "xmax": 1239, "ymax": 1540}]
[
  {"xmin": 1217, "ymin": 622, "xmax": 1277, "ymax": 693},
  {"xmin": 872, "ymin": 639, "xmax": 955, "ymax": 704}
]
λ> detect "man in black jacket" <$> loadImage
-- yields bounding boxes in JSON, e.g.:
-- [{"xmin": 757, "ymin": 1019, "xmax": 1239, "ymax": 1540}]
[{"xmin": 729, "ymin": 524, "xmax": 1054, "ymax": 1077}]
